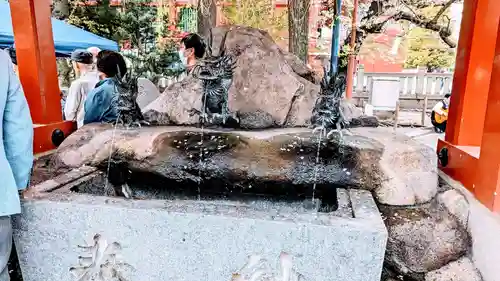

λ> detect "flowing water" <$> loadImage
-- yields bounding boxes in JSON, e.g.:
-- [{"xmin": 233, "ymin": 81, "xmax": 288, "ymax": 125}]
[
  {"xmin": 197, "ymin": 89, "xmax": 210, "ymax": 200},
  {"xmin": 104, "ymin": 113, "xmax": 121, "ymax": 195},
  {"xmin": 311, "ymin": 123, "xmax": 325, "ymax": 202}
]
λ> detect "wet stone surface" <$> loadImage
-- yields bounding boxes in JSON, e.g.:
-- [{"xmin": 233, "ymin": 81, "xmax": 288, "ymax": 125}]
[{"xmin": 53, "ymin": 125, "xmax": 387, "ymax": 213}]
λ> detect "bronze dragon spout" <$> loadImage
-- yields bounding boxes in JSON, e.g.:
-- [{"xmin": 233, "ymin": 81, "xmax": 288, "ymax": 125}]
[{"xmin": 191, "ymin": 29, "xmax": 239, "ymax": 127}]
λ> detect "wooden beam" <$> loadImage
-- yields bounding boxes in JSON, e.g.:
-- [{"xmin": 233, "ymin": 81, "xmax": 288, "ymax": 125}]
[{"xmin": 9, "ymin": 0, "xmax": 62, "ymax": 124}]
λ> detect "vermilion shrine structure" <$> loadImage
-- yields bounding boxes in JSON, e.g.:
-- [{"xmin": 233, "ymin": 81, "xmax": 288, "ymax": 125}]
[
  {"xmin": 8, "ymin": 0, "xmax": 500, "ymax": 213},
  {"xmin": 437, "ymin": 0, "xmax": 500, "ymax": 212}
]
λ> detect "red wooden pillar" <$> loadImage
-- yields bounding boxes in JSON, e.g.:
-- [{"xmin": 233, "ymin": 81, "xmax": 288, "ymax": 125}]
[
  {"xmin": 438, "ymin": 0, "xmax": 500, "ymax": 213},
  {"xmin": 9, "ymin": 0, "xmax": 76, "ymax": 154},
  {"xmin": 474, "ymin": 21, "xmax": 500, "ymax": 212},
  {"xmin": 445, "ymin": 0, "xmax": 500, "ymax": 147}
]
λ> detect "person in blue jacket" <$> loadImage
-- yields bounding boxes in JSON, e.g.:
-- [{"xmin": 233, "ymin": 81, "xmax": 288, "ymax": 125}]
[
  {"xmin": 83, "ymin": 50, "xmax": 127, "ymax": 125},
  {"xmin": 0, "ymin": 49, "xmax": 33, "ymax": 280}
]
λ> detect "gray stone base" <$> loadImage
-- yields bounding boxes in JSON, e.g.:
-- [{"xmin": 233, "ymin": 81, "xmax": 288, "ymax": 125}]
[{"xmin": 13, "ymin": 175, "xmax": 386, "ymax": 281}]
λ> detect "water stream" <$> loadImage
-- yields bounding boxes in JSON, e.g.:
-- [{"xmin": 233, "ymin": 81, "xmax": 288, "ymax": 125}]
[
  {"xmin": 311, "ymin": 123, "xmax": 325, "ymax": 202},
  {"xmin": 104, "ymin": 112, "xmax": 121, "ymax": 195},
  {"xmin": 197, "ymin": 87, "xmax": 210, "ymax": 200}
]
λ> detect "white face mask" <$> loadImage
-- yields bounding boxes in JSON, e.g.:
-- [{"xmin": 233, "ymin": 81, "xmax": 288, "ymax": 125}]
[{"xmin": 178, "ymin": 50, "xmax": 188, "ymax": 66}]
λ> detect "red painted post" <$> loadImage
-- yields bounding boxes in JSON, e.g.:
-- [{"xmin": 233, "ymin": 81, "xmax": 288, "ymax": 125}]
[
  {"xmin": 474, "ymin": 20, "xmax": 500, "ymax": 212},
  {"xmin": 9, "ymin": 0, "xmax": 62, "ymax": 124},
  {"xmin": 9, "ymin": 0, "xmax": 76, "ymax": 154},
  {"xmin": 445, "ymin": 0, "xmax": 500, "ymax": 146}
]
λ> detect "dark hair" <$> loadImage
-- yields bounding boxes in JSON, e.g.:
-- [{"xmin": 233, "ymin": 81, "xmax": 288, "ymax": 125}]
[
  {"xmin": 181, "ymin": 33, "xmax": 206, "ymax": 59},
  {"xmin": 96, "ymin": 50, "xmax": 127, "ymax": 78},
  {"xmin": 444, "ymin": 94, "xmax": 451, "ymax": 98}
]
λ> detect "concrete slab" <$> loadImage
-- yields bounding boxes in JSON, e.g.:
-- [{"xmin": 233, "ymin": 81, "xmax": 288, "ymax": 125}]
[{"xmin": 13, "ymin": 178, "xmax": 387, "ymax": 281}]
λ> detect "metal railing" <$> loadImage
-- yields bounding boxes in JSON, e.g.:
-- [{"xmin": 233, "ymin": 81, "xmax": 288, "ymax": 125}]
[{"xmin": 353, "ymin": 65, "xmax": 454, "ymax": 97}]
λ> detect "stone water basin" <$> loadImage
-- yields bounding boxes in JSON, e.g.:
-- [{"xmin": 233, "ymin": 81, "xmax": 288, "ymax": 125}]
[
  {"xmin": 13, "ymin": 125, "xmax": 389, "ymax": 281},
  {"xmin": 13, "ymin": 165, "xmax": 387, "ymax": 281}
]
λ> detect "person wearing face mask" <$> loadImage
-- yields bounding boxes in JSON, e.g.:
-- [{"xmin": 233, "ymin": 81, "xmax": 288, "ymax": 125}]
[
  {"xmin": 64, "ymin": 49, "xmax": 100, "ymax": 128},
  {"xmin": 177, "ymin": 33, "xmax": 206, "ymax": 81}
]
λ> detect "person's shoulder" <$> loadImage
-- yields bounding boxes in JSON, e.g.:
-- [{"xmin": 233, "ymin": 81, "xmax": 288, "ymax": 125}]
[
  {"xmin": 98, "ymin": 79, "xmax": 117, "ymax": 93},
  {"xmin": 69, "ymin": 77, "xmax": 85, "ymax": 88}
]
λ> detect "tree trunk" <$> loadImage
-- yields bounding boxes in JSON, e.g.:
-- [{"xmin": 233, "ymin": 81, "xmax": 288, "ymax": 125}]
[
  {"xmin": 288, "ymin": 0, "xmax": 310, "ymax": 62},
  {"xmin": 197, "ymin": 0, "xmax": 217, "ymax": 39},
  {"xmin": 52, "ymin": 0, "xmax": 71, "ymax": 20}
]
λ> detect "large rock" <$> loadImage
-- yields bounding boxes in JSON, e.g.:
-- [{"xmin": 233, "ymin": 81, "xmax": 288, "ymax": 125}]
[
  {"xmin": 380, "ymin": 202, "xmax": 470, "ymax": 279},
  {"xmin": 438, "ymin": 189, "xmax": 470, "ymax": 228},
  {"xmin": 54, "ymin": 124, "xmax": 384, "ymax": 195},
  {"xmin": 55, "ymin": 126, "xmax": 436, "ymax": 202},
  {"xmin": 143, "ymin": 26, "xmax": 319, "ymax": 129},
  {"xmin": 425, "ymin": 257, "xmax": 482, "ymax": 281},
  {"xmin": 351, "ymin": 128, "xmax": 439, "ymax": 206}
]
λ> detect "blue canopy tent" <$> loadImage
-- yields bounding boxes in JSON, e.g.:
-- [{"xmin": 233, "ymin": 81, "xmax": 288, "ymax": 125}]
[{"xmin": 0, "ymin": 1, "xmax": 119, "ymax": 56}]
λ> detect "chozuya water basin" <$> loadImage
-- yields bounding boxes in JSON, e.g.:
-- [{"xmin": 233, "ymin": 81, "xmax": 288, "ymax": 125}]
[{"xmin": 14, "ymin": 163, "xmax": 387, "ymax": 281}]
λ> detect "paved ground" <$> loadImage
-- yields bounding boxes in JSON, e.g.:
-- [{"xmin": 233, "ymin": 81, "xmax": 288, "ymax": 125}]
[{"xmin": 378, "ymin": 110, "xmax": 444, "ymax": 149}]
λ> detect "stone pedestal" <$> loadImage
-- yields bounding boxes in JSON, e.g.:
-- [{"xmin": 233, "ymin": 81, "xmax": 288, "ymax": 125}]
[{"xmin": 13, "ymin": 170, "xmax": 387, "ymax": 281}]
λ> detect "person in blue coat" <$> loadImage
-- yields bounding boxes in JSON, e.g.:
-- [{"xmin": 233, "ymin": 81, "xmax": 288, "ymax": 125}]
[
  {"xmin": 0, "ymin": 49, "xmax": 33, "ymax": 280},
  {"xmin": 83, "ymin": 50, "xmax": 127, "ymax": 125}
]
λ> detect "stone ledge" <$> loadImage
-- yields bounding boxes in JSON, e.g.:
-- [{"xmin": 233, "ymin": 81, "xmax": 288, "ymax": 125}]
[{"xmin": 14, "ymin": 187, "xmax": 387, "ymax": 281}]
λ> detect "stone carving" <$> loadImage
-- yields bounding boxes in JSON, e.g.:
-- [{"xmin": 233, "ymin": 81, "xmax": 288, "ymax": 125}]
[
  {"xmin": 231, "ymin": 252, "xmax": 306, "ymax": 281},
  {"xmin": 116, "ymin": 70, "xmax": 149, "ymax": 128},
  {"xmin": 311, "ymin": 67, "xmax": 348, "ymax": 138},
  {"xmin": 191, "ymin": 28, "xmax": 239, "ymax": 126},
  {"xmin": 69, "ymin": 234, "xmax": 133, "ymax": 281}
]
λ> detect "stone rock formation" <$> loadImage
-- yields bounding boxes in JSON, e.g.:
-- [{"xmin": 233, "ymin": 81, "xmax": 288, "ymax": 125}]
[
  {"xmin": 380, "ymin": 202, "xmax": 470, "ymax": 280},
  {"xmin": 353, "ymin": 128, "xmax": 439, "ymax": 206},
  {"xmin": 424, "ymin": 257, "xmax": 482, "ymax": 281},
  {"xmin": 54, "ymin": 126, "xmax": 441, "ymax": 201},
  {"xmin": 438, "ymin": 189, "xmax": 470, "ymax": 228},
  {"xmin": 54, "ymin": 124, "xmax": 384, "ymax": 195},
  {"xmin": 143, "ymin": 26, "xmax": 371, "ymax": 129}
]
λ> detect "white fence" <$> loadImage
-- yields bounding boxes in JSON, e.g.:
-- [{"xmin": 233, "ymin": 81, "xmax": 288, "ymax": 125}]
[{"xmin": 353, "ymin": 66, "xmax": 453, "ymax": 97}]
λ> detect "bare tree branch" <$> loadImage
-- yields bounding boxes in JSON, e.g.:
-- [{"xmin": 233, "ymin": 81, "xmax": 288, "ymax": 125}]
[
  {"xmin": 431, "ymin": 0, "xmax": 459, "ymax": 23},
  {"xmin": 392, "ymin": 10, "xmax": 456, "ymax": 47},
  {"xmin": 353, "ymin": 0, "xmax": 459, "ymax": 48}
]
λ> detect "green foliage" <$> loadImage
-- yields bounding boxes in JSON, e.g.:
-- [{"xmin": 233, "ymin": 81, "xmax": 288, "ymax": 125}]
[
  {"xmin": 222, "ymin": 0, "xmax": 287, "ymax": 40},
  {"xmin": 119, "ymin": 0, "xmax": 158, "ymax": 53},
  {"xmin": 65, "ymin": 0, "xmax": 181, "ymax": 82},
  {"xmin": 125, "ymin": 44, "xmax": 184, "ymax": 84},
  {"xmin": 67, "ymin": 0, "xmax": 124, "ymax": 42},
  {"xmin": 404, "ymin": 28, "xmax": 455, "ymax": 71}
]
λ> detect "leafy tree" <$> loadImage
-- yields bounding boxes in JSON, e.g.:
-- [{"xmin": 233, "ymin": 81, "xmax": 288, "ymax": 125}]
[
  {"xmin": 404, "ymin": 27, "xmax": 455, "ymax": 71},
  {"xmin": 118, "ymin": 0, "xmax": 183, "ymax": 82},
  {"xmin": 67, "ymin": 0, "xmax": 124, "ymax": 42},
  {"xmin": 119, "ymin": 0, "xmax": 158, "ymax": 53},
  {"xmin": 222, "ymin": 0, "xmax": 288, "ymax": 41},
  {"xmin": 67, "ymin": 0, "xmax": 181, "ymax": 81}
]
